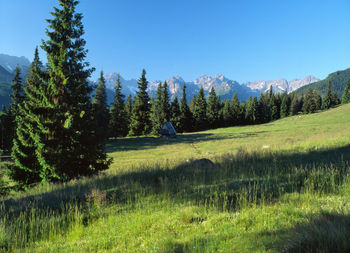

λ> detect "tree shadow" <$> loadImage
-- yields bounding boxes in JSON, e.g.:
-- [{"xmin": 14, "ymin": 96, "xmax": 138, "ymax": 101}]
[
  {"xmin": 1, "ymin": 144, "xmax": 350, "ymax": 248},
  {"xmin": 105, "ymin": 131, "xmax": 264, "ymax": 153}
]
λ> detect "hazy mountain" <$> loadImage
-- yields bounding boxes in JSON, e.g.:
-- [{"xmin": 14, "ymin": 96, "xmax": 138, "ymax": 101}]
[
  {"xmin": 296, "ymin": 68, "xmax": 350, "ymax": 97},
  {"xmin": 99, "ymin": 72, "xmax": 318, "ymax": 104},
  {"xmin": 245, "ymin": 76, "xmax": 319, "ymax": 94},
  {"xmin": 0, "ymin": 54, "xmax": 30, "ymax": 73}
]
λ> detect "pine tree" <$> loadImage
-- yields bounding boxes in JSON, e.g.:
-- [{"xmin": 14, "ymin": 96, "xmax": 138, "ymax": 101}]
[
  {"xmin": 222, "ymin": 99, "xmax": 232, "ymax": 126},
  {"xmin": 245, "ymin": 96, "xmax": 254, "ymax": 124},
  {"xmin": 290, "ymin": 93, "xmax": 300, "ymax": 115},
  {"xmin": 331, "ymin": 92, "xmax": 340, "ymax": 106},
  {"xmin": 303, "ymin": 88, "xmax": 317, "ymax": 113},
  {"xmin": 341, "ymin": 79, "xmax": 350, "ymax": 104},
  {"xmin": 92, "ymin": 71, "xmax": 110, "ymax": 141},
  {"xmin": 231, "ymin": 93, "xmax": 241, "ymax": 125},
  {"xmin": 162, "ymin": 81, "xmax": 171, "ymax": 122},
  {"xmin": 257, "ymin": 93, "xmax": 270, "ymax": 123},
  {"xmin": 179, "ymin": 84, "xmax": 193, "ymax": 132},
  {"xmin": 207, "ymin": 87, "xmax": 220, "ymax": 129},
  {"xmin": 27, "ymin": 0, "xmax": 111, "ymax": 182},
  {"xmin": 10, "ymin": 66, "xmax": 25, "ymax": 115},
  {"xmin": 322, "ymin": 81, "xmax": 332, "ymax": 110},
  {"xmin": 124, "ymin": 94, "xmax": 133, "ymax": 125},
  {"xmin": 170, "ymin": 97, "xmax": 181, "ymax": 131},
  {"xmin": 270, "ymin": 94, "xmax": 280, "ymax": 120},
  {"xmin": 10, "ymin": 48, "xmax": 44, "ymax": 186},
  {"xmin": 150, "ymin": 83, "xmax": 164, "ymax": 134},
  {"xmin": 252, "ymin": 96, "xmax": 259, "ymax": 124},
  {"xmin": 109, "ymin": 73, "xmax": 128, "ymax": 137},
  {"xmin": 193, "ymin": 87, "xmax": 207, "ymax": 131},
  {"xmin": 280, "ymin": 92, "xmax": 290, "ymax": 118},
  {"xmin": 0, "ymin": 106, "xmax": 14, "ymax": 151},
  {"xmin": 129, "ymin": 69, "xmax": 151, "ymax": 136}
]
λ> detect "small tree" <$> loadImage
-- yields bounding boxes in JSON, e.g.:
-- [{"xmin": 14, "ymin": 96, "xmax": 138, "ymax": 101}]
[
  {"xmin": 179, "ymin": 84, "xmax": 193, "ymax": 132},
  {"xmin": 193, "ymin": 87, "xmax": 207, "ymax": 131},
  {"xmin": 109, "ymin": 73, "xmax": 128, "ymax": 137},
  {"xmin": 170, "ymin": 97, "xmax": 181, "ymax": 131},
  {"xmin": 129, "ymin": 69, "xmax": 151, "ymax": 136},
  {"xmin": 341, "ymin": 79, "xmax": 350, "ymax": 104},
  {"xmin": 92, "ymin": 71, "xmax": 110, "ymax": 142},
  {"xmin": 207, "ymin": 87, "xmax": 220, "ymax": 129}
]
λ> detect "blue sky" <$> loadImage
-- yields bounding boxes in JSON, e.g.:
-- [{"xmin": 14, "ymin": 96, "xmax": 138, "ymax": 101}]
[{"xmin": 1, "ymin": 0, "xmax": 350, "ymax": 82}]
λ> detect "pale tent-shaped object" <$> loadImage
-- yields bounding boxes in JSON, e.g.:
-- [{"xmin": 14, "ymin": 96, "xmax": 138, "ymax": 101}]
[{"xmin": 159, "ymin": 122, "xmax": 177, "ymax": 138}]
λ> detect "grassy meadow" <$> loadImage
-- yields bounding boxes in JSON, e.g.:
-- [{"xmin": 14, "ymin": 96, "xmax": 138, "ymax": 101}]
[{"xmin": 1, "ymin": 103, "xmax": 350, "ymax": 252}]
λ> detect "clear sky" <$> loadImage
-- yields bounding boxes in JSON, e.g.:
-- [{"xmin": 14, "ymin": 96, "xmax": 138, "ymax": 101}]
[{"xmin": 1, "ymin": 0, "xmax": 350, "ymax": 82}]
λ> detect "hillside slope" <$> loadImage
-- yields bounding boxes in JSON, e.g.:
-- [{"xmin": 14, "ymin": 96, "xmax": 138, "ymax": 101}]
[
  {"xmin": 296, "ymin": 67, "xmax": 350, "ymax": 96},
  {"xmin": 1, "ymin": 104, "xmax": 350, "ymax": 252}
]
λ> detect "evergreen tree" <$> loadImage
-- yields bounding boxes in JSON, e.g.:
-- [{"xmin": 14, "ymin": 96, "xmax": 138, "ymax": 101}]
[
  {"xmin": 290, "ymin": 93, "xmax": 300, "ymax": 115},
  {"xmin": 252, "ymin": 96, "xmax": 259, "ymax": 124},
  {"xmin": 162, "ymin": 81, "xmax": 171, "ymax": 122},
  {"xmin": 150, "ymin": 83, "xmax": 164, "ymax": 134},
  {"xmin": 10, "ymin": 48, "xmax": 44, "ymax": 186},
  {"xmin": 193, "ymin": 87, "xmax": 207, "ymax": 131},
  {"xmin": 179, "ymin": 84, "xmax": 193, "ymax": 132},
  {"xmin": 270, "ymin": 94, "xmax": 280, "ymax": 120},
  {"xmin": 303, "ymin": 88, "xmax": 317, "ymax": 113},
  {"xmin": 222, "ymin": 99, "xmax": 232, "ymax": 126},
  {"xmin": 109, "ymin": 73, "xmax": 128, "ymax": 137},
  {"xmin": 189, "ymin": 95, "xmax": 197, "ymax": 114},
  {"xmin": 0, "ymin": 106, "xmax": 14, "ymax": 151},
  {"xmin": 331, "ymin": 92, "xmax": 340, "ymax": 106},
  {"xmin": 170, "ymin": 97, "xmax": 181, "ymax": 131},
  {"xmin": 322, "ymin": 81, "xmax": 332, "ymax": 110},
  {"xmin": 124, "ymin": 94, "xmax": 133, "ymax": 124},
  {"xmin": 280, "ymin": 92, "xmax": 290, "ymax": 118},
  {"xmin": 23, "ymin": 0, "xmax": 111, "ymax": 183},
  {"xmin": 10, "ymin": 66, "xmax": 25, "ymax": 115},
  {"xmin": 257, "ymin": 93, "xmax": 270, "ymax": 123},
  {"xmin": 92, "ymin": 71, "xmax": 110, "ymax": 141},
  {"xmin": 231, "ymin": 93, "xmax": 241, "ymax": 125},
  {"xmin": 314, "ymin": 90, "xmax": 322, "ymax": 111},
  {"xmin": 245, "ymin": 96, "xmax": 254, "ymax": 124},
  {"xmin": 341, "ymin": 79, "xmax": 350, "ymax": 104},
  {"xmin": 207, "ymin": 87, "xmax": 220, "ymax": 129},
  {"xmin": 129, "ymin": 69, "xmax": 151, "ymax": 136}
]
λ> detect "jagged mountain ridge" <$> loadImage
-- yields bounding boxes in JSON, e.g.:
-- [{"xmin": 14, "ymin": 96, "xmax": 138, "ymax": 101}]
[{"xmin": 98, "ymin": 72, "xmax": 318, "ymax": 105}]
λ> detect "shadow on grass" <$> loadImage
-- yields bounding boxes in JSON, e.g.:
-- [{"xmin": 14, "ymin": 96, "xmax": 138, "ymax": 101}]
[
  {"xmin": 1, "ymin": 144, "xmax": 350, "ymax": 249},
  {"xmin": 105, "ymin": 131, "xmax": 265, "ymax": 152},
  {"xmin": 268, "ymin": 212, "xmax": 350, "ymax": 253}
]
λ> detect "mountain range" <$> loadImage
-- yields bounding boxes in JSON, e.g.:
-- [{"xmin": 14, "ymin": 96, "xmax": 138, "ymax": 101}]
[{"xmin": 96, "ymin": 72, "xmax": 319, "ymax": 105}]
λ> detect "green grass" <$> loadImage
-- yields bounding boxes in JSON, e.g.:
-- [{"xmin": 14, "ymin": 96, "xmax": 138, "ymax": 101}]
[{"xmin": 1, "ymin": 104, "xmax": 350, "ymax": 252}]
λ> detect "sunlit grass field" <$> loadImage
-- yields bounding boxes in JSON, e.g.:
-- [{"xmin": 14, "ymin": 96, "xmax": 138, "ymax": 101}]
[{"xmin": 1, "ymin": 104, "xmax": 350, "ymax": 252}]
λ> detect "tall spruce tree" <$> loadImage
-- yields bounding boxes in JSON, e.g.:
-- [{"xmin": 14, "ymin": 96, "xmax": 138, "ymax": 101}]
[
  {"xmin": 162, "ymin": 81, "xmax": 171, "ymax": 122},
  {"xmin": 92, "ymin": 71, "xmax": 110, "ymax": 142},
  {"xmin": 290, "ymin": 93, "xmax": 300, "ymax": 115},
  {"xmin": 193, "ymin": 87, "xmax": 207, "ymax": 131},
  {"xmin": 129, "ymin": 69, "xmax": 151, "ymax": 136},
  {"xmin": 341, "ymin": 79, "xmax": 350, "ymax": 104},
  {"xmin": 257, "ymin": 93, "xmax": 270, "ymax": 123},
  {"xmin": 322, "ymin": 81, "xmax": 332, "ymax": 110},
  {"xmin": 109, "ymin": 73, "xmax": 128, "ymax": 137},
  {"xmin": 180, "ymin": 84, "xmax": 193, "ymax": 132},
  {"xmin": 280, "ymin": 92, "xmax": 290, "ymax": 118},
  {"xmin": 0, "ymin": 106, "xmax": 13, "ymax": 151},
  {"xmin": 303, "ymin": 88, "xmax": 317, "ymax": 114},
  {"xmin": 222, "ymin": 99, "xmax": 232, "ymax": 126},
  {"xmin": 27, "ymin": 0, "xmax": 111, "ymax": 182},
  {"xmin": 124, "ymin": 94, "xmax": 133, "ymax": 126},
  {"xmin": 150, "ymin": 82, "xmax": 164, "ymax": 134},
  {"xmin": 170, "ymin": 97, "xmax": 181, "ymax": 131},
  {"xmin": 231, "ymin": 93, "xmax": 241, "ymax": 125},
  {"xmin": 207, "ymin": 87, "xmax": 220, "ymax": 129},
  {"xmin": 10, "ymin": 48, "xmax": 44, "ymax": 186},
  {"xmin": 10, "ymin": 67, "xmax": 25, "ymax": 116}
]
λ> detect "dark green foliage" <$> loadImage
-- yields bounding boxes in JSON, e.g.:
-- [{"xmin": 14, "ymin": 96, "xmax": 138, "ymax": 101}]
[
  {"xmin": 124, "ymin": 94, "xmax": 133, "ymax": 123},
  {"xmin": 109, "ymin": 73, "xmax": 128, "ymax": 137},
  {"xmin": 322, "ymin": 81, "xmax": 333, "ymax": 110},
  {"xmin": 257, "ymin": 93, "xmax": 270, "ymax": 123},
  {"xmin": 297, "ymin": 68, "xmax": 350, "ymax": 97},
  {"xmin": 92, "ymin": 71, "xmax": 110, "ymax": 142},
  {"xmin": 270, "ymin": 94, "xmax": 281, "ymax": 121},
  {"xmin": 290, "ymin": 93, "xmax": 301, "ymax": 115},
  {"xmin": 280, "ymin": 92, "xmax": 291, "ymax": 118},
  {"xmin": 193, "ymin": 87, "xmax": 207, "ymax": 131},
  {"xmin": 170, "ymin": 97, "xmax": 181, "ymax": 131},
  {"xmin": 129, "ymin": 69, "xmax": 151, "ymax": 136},
  {"xmin": 231, "ymin": 93, "xmax": 241, "ymax": 125},
  {"xmin": 12, "ymin": 0, "xmax": 112, "ymax": 184},
  {"xmin": 207, "ymin": 87, "xmax": 220, "ymax": 129},
  {"xmin": 222, "ymin": 99, "xmax": 232, "ymax": 126},
  {"xmin": 150, "ymin": 81, "xmax": 171, "ymax": 134},
  {"xmin": 341, "ymin": 79, "xmax": 350, "ymax": 104},
  {"xmin": 0, "ymin": 106, "xmax": 14, "ymax": 151},
  {"xmin": 331, "ymin": 92, "xmax": 340, "ymax": 106},
  {"xmin": 245, "ymin": 96, "xmax": 258, "ymax": 124},
  {"xmin": 179, "ymin": 84, "xmax": 193, "ymax": 132},
  {"xmin": 10, "ymin": 67, "xmax": 25, "ymax": 116},
  {"xmin": 303, "ymin": 88, "xmax": 321, "ymax": 114},
  {"xmin": 10, "ymin": 48, "xmax": 44, "ymax": 186}
]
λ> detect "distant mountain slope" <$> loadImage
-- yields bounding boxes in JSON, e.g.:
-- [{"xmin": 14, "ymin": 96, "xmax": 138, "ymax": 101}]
[
  {"xmin": 0, "ymin": 54, "xmax": 30, "ymax": 73},
  {"xmin": 245, "ymin": 76, "xmax": 319, "ymax": 94},
  {"xmin": 0, "ymin": 82, "xmax": 11, "ymax": 108},
  {"xmin": 0, "ymin": 65, "xmax": 13, "ymax": 84},
  {"xmin": 296, "ymin": 68, "xmax": 350, "ymax": 96}
]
